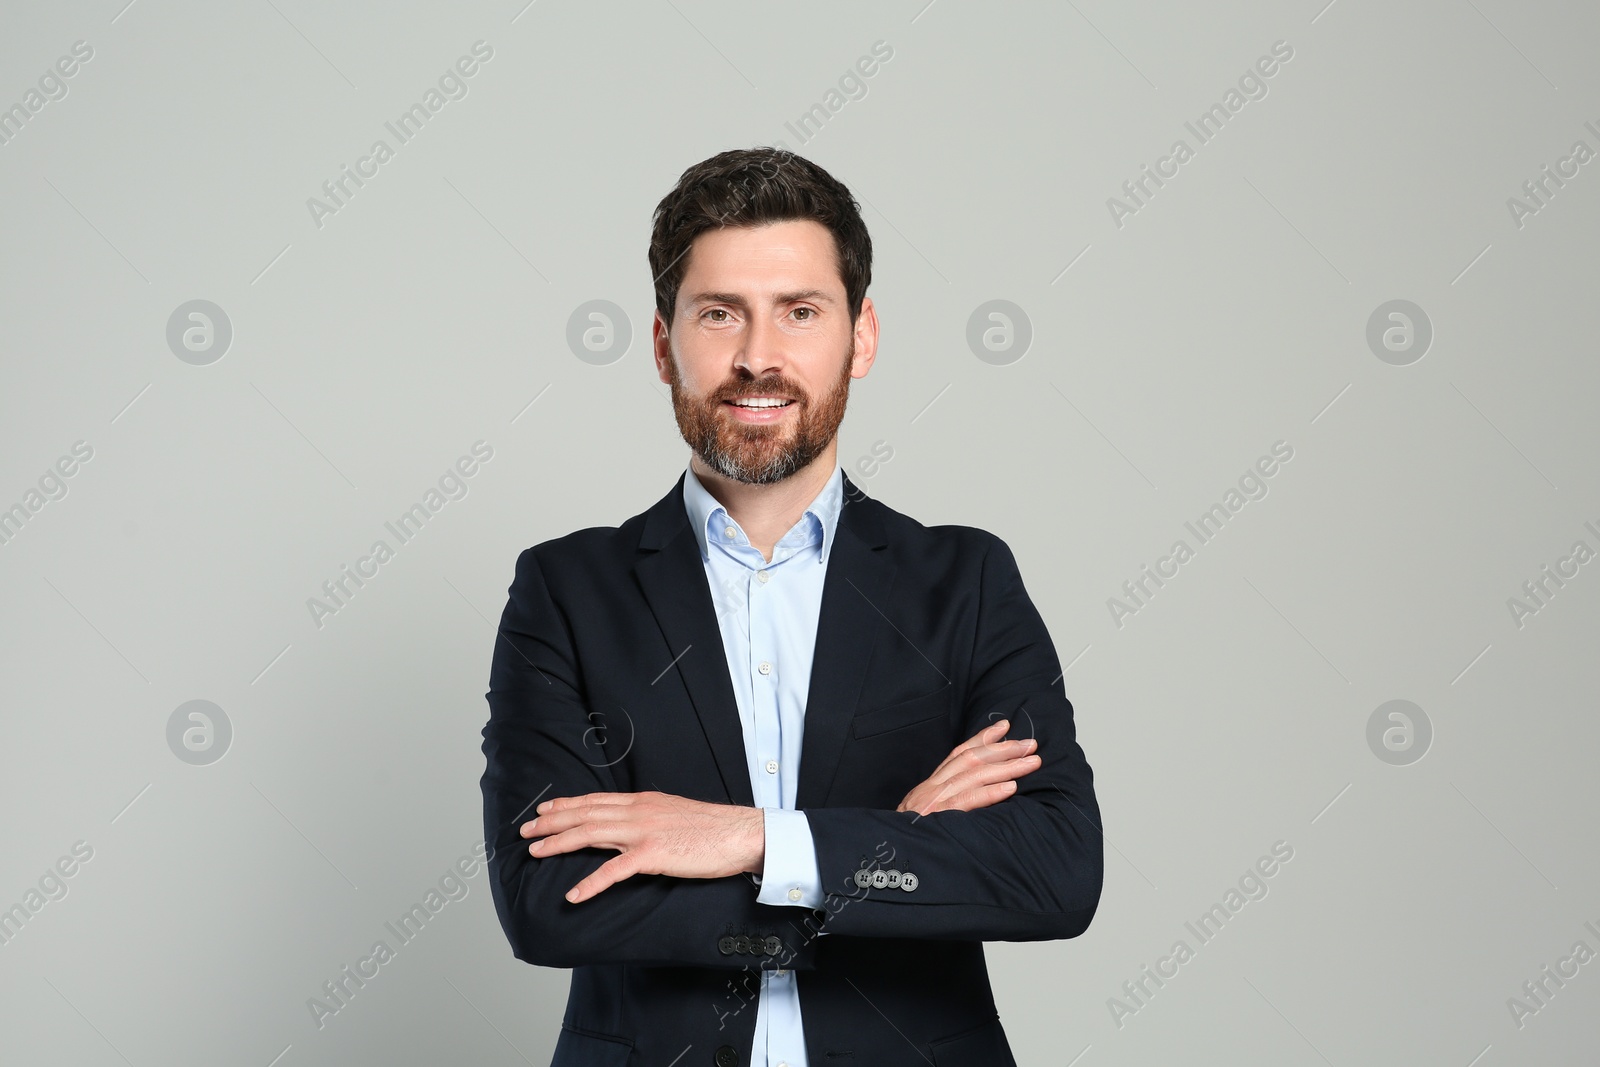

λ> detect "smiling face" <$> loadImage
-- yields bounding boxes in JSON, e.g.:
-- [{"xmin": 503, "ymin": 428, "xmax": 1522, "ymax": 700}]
[{"xmin": 654, "ymin": 219, "xmax": 877, "ymax": 485}]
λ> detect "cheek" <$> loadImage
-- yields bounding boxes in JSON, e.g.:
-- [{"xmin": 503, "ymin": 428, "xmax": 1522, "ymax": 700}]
[{"xmin": 669, "ymin": 351, "xmax": 719, "ymax": 394}]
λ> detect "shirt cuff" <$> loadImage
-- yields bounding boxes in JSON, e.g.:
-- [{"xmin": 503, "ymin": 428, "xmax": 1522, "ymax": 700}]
[{"xmin": 754, "ymin": 807, "xmax": 823, "ymax": 909}]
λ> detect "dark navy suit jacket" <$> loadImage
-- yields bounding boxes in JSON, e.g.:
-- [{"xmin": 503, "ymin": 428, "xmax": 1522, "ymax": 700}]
[{"xmin": 480, "ymin": 471, "xmax": 1102, "ymax": 1066}]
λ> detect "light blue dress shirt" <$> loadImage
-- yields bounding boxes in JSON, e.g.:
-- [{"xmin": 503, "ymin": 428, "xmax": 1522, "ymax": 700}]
[{"xmin": 682, "ymin": 460, "xmax": 840, "ymax": 1067}]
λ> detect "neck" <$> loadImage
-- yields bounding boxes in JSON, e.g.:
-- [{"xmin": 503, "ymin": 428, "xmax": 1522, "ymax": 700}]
[{"xmin": 691, "ymin": 442, "xmax": 837, "ymax": 563}]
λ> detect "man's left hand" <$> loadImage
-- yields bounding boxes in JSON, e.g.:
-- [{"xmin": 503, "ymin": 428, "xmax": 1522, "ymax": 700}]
[{"xmin": 521, "ymin": 791, "xmax": 764, "ymax": 903}]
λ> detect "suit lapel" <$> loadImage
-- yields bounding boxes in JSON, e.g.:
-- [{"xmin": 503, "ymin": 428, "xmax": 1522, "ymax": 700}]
[
  {"xmin": 796, "ymin": 475, "xmax": 892, "ymax": 808},
  {"xmin": 632, "ymin": 469, "xmax": 894, "ymax": 810},
  {"xmin": 635, "ymin": 472, "xmax": 754, "ymax": 806}
]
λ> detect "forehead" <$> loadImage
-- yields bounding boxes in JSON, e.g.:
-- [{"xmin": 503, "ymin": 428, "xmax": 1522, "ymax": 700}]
[{"xmin": 679, "ymin": 219, "xmax": 842, "ymax": 297}]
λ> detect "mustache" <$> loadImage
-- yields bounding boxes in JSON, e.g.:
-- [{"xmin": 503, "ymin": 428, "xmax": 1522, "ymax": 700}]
[{"xmin": 716, "ymin": 382, "xmax": 803, "ymax": 402}]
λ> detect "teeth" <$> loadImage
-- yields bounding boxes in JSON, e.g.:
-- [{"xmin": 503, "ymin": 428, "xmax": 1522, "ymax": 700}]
[{"xmin": 730, "ymin": 398, "xmax": 792, "ymax": 408}]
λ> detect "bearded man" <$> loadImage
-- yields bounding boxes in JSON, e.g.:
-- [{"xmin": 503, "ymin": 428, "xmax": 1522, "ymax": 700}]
[{"xmin": 480, "ymin": 147, "xmax": 1103, "ymax": 1067}]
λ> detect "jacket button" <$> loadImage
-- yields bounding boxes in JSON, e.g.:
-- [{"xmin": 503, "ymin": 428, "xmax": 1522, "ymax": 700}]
[
  {"xmin": 853, "ymin": 869, "xmax": 872, "ymax": 888},
  {"xmin": 733, "ymin": 935, "xmax": 751, "ymax": 954},
  {"xmin": 870, "ymin": 869, "xmax": 889, "ymax": 889},
  {"xmin": 715, "ymin": 1045, "xmax": 739, "ymax": 1066},
  {"xmin": 900, "ymin": 871, "xmax": 919, "ymax": 892},
  {"xmin": 884, "ymin": 869, "xmax": 901, "ymax": 888},
  {"xmin": 764, "ymin": 935, "xmax": 782, "ymax": 954},
  {"xmin": 718, "ymin": 936, "xmax": 735, "ymax": 955}
]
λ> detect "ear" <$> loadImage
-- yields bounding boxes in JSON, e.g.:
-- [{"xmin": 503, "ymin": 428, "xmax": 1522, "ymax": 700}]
[
  {"xmin": 652, "ymin": 310, "xmax": 673, "ymax": 385},
  {"xmin": 850, "ymin": 296, "xmax": 879, "ymax": 379}
]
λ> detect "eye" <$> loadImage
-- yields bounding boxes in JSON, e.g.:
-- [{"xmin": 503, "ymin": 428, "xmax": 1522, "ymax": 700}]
[
  {"xmin": 703, "ymin": 309, "xmax": 730, "ymax": 322},
  {"xmin": 792, "ymin": 307, "xmax": 815, "ymax": 321}
]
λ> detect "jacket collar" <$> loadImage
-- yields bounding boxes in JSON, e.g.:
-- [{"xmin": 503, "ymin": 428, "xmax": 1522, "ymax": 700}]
[{"xmin": 634, "ymin": 467, "xmax": 892, "ymax": 808}]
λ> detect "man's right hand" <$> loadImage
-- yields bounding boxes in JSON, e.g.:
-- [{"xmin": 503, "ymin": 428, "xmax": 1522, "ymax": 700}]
[{"xmin": 896, "ymin": 717, "xmax": 1041, "ymax": 816}]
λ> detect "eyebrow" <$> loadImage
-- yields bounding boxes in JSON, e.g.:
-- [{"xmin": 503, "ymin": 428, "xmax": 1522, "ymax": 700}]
[{"xmin": 684, "ymin": 289, "xmax": 836, "ymax": 308}]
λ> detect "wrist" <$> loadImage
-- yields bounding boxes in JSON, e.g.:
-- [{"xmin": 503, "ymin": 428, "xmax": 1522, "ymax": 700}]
[{"xmin": 748, "ymin": 806, "xmax": 767, "ymax": 875}]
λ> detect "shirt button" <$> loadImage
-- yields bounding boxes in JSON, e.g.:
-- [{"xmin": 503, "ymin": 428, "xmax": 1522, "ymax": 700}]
[
  {"xmin": 757, "ymin": 570, "xmax": 770, "ymax": 583},
  {"xmin": 724, "ymin": 524, "xmax": 736, "ymax": 540},
  {"xmin": 758, "ymin": 661, "xmax": 772, "ymax": 675},
  {"xmin": 765, "ymin": 759, "xmax": 779, "ymax": 774},
  {"xmin": 787, "ymin": 887, "xmax": 802, "ymax": 901}
]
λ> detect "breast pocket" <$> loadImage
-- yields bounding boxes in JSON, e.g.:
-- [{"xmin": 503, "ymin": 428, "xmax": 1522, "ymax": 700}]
[{"xmin": 850, "ymin": 684, "xmax": 953, "ymax": 739}]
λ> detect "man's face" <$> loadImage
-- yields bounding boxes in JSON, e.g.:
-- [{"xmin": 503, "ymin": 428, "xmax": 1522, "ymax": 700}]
[{"xmin": 654, "ymin": 219, "xmax": 876, "ymax": 485}]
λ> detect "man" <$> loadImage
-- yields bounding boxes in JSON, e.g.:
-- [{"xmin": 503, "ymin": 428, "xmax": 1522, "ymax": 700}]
[{"xmin": 481, "ymin": 148, "xmax": 1102, "ymax": 1066}]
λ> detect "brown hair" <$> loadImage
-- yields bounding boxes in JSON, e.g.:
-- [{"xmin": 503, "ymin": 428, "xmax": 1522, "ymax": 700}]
[{"xmin": 648, "ymin": 147, "xmax": 873, "ymax": 329}]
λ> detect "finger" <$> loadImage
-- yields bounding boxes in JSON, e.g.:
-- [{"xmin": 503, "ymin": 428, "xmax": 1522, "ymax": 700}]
[
  {"xmin": 948, "ymin": 779, "xmax": 1019, "ymax": 812},
  {"xmin": 970, "ymin": 737, "xmax": 1037, "ymax": 764},
  {"xmin": 927, "ymin": 737, "xmax": 1036, "ymax": 789},
  {"xmin": 939, "ymin": 719, "xmax": 1009, "ymax": 767},
  {"xmin": 939, "ymin": 753, "xmax": 1041, "ymax": 798},
  {"xmin": 524, "ymin": 794, "xmax": 644, "ymax": 837},
  {"xmin": 926, "ymin": 720, "xmax": 1014, "ymax": 780},
  {"xmin": 904, "ymin": 752, "xmax": 1035, "ymax": 816},
  {"xmin": 529, "ymin": 828, "xmax": 584, "ymax": 856},
  {"xmin": 956, "ymin": 718, "xmax": 1010, "ymax": 752},
  {"xmin": 524, "ymin": 808, "xmax": 585, "ymax": 838},
  {"xmin": 970, "ymin": 752, "xmax": 1042, "ymax": 786},
  {"xmin": 564, "ymin": 854, "xmax": 638, "ymax": 904},
  {"xmin": 909, "ymin": 779, "xmax": 1013, "ymax": 817},
  {"xmin": 535, "ymin": 792, "xmax": 635, "ymax": 817},
  {"xmin": 528, "ymin": 820, "xmax": 633, "ymax": 857}
]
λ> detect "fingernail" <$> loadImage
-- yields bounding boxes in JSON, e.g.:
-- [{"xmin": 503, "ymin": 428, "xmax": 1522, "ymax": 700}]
[{"xmin": 565, "ymin": 888, "xmax": 579, "ymax": 902}]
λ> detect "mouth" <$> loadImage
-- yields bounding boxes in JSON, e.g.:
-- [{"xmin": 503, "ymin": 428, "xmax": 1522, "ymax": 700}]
[{"xmin": 722, "ymin": 396, "xmax": 796, "ymax": 424}]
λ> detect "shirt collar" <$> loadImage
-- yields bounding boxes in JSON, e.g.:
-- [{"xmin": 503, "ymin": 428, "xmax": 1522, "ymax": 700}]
[{"xmin": 682, "ymin": 461, "xmax": 845, "ymax": 565}]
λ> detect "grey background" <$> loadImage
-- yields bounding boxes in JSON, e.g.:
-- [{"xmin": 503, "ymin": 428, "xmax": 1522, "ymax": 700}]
[{"xmin": 2, "ymin": 0, "xmax": 1597, "ymax": 1063}]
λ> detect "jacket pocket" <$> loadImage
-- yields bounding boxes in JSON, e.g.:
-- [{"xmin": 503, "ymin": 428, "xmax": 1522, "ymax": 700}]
[
  {"xmin": 929, "ymin": 1015, "xmax": 1014, "ymax": 1066},
  {"xmin": 850, "ymin": 684, "xmax": 951, "ymax": 739},
  {"xmin": 551, "ymin": 1024, "xmax": 633, "ymax": 1067}
]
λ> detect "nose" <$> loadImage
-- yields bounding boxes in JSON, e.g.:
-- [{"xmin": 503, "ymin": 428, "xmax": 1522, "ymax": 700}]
[{"xmin": 734, "ymin": 309, "xmax": 786, "ymax": 381}]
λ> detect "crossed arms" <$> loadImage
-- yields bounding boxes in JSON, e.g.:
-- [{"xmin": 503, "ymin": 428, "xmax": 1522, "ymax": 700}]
[{"xmin": 479, "ymin": 535, "xmax": 1103, "ymax": 970}]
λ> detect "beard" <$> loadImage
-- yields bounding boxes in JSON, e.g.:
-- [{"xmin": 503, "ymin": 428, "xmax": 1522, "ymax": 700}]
[{"xmin": 667, "ymin": 340, "xmax": 854, "ymax": 485}]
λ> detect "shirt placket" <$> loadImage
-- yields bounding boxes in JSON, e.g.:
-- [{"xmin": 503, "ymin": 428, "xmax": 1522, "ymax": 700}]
[
  {"xmin": 749, "ymin": 555, "xmax": 781, "ymax": 813},
  {"xmin": 710, "ymin": 513, "xmax": 809, "ymax": 1067},
  {"xmin": 749, "ymin": 539, "xmax": 806, "ymax": 1067}
]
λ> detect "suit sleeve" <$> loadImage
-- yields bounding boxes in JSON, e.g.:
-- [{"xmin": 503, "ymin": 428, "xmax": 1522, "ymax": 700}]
[
  {"xmin": 480, "ymin": 546, "xmax": 822, "ymax": 971},
  {"xmin": 802, "ymin": 534, "xmax": 1104, "ymax": 942}
]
